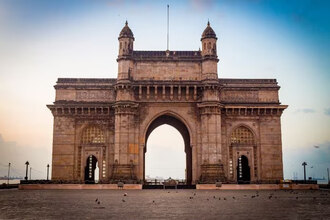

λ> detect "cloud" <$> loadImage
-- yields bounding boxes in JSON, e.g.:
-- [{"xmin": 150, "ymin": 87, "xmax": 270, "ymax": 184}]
[
  {"xmin": 189, "ymin": 0, "xmax": 217, "ymax": 12},
  {"xmin": 294, "ymin": 108, "xmax": 315, "ymax": 113},
  {"xmin": 324, "ymin": 108, "xmax": 330, "ymax": 116}
]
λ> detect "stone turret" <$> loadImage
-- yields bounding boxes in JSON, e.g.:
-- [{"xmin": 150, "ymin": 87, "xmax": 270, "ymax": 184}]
[
  {"xmin": 118, "ymin": 21, "xmax": 134, "ymax": 56},
  {"xmin": 201, "ymin": 21, "xmax": 218, "ymax": 81},
  {"xmin": 201, "ymin": 21, "xmax": 217, "ymax": 57},
  {"xmin": 117, "ymin": 21, "xmax": 134, "ymax": 82}
]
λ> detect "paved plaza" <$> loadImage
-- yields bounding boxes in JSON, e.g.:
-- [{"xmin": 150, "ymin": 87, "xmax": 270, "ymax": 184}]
[{"xmin": 0, "ymin": 189, "xmax": 329, "ymax": 219}]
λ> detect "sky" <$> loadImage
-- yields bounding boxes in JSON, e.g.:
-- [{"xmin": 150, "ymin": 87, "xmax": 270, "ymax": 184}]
[{"xmin": 0, "ymin": 0, "xmax": 329, "ymax": 181}]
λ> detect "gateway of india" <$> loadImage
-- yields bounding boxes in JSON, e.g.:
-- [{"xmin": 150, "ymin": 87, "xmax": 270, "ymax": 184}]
[{"xmin": 47, "ymin": 21, "xmax": 287, "ymax": 185}]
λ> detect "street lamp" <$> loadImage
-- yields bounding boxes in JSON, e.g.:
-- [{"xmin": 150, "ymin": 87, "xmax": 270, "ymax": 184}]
[
  {"xmin": 7, "ymin": 163, "xmax": 11, "ymax": 185},
  {"xmin": 302, "ymin": 162, "xmax": 307, "ymax": 182},
  {"xmin": 47, "ymin": 164, "xmax": 50, "ymax": 181},
  {"xmin": 25, "ymin": 161, "xmax": 29, "ymax": 180}
]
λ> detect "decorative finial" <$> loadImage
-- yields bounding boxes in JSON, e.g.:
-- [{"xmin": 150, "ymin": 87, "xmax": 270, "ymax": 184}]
[
  {"xmin": 207, "ymin": 20, "xmax": 210, "ymax": 26},
  {"xmin": 125, "ymin": 20, "xmax": 128, "ymax": 26}
]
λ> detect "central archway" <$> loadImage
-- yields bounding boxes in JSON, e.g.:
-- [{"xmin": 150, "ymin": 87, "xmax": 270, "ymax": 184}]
[{"xmin": 144, "ymin": 114, "xmax": 192, "ymax": 185}]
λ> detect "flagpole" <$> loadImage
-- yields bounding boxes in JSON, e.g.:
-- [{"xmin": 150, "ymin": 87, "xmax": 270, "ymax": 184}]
[{"xmin": 167, "ymin": 4, "xmax": 169, "ymax": 51}]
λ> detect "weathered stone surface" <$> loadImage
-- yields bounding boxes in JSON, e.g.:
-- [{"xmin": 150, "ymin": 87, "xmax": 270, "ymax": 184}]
[{"xmin": 47, "ymin": 22, "xmax": 287, "ymax": 184}]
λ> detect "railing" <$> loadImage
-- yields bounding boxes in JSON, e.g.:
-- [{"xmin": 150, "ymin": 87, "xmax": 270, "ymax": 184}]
[{"xmin": 144, "ymin": 179, "xmax": 186, "ymax": 185}]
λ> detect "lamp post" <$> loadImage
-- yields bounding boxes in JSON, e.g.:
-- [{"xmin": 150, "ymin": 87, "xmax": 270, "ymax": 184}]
[
  {"xmin": 25, "ymin": 161, "xmax": 29, "ymax": 180},
  {"xmin": 7, "ymin": 163, "xmax": 11, "ymax": 185},
  {"xmin": 302, "ymin": 162, "xmax": 307, "ymax": 182},
  {"xmin": 29, "ymin": 167, "xmax": 32, "ymax": 180},
  {"xmin": 47, "ymin": 164, "xmax": 50, "ymax": 181}
]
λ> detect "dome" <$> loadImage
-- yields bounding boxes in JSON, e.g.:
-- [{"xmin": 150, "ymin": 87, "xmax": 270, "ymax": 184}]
[
  {"xmin": 201, "ymin": 21, "xmax": 217, "ymax": 40},
  {"xmin": 119, "ymin": 21, "xmax": 134, "ymax": 39}
]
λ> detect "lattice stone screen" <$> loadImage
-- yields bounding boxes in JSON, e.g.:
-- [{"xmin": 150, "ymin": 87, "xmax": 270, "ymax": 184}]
[
  {"xmin": 230, "ymin": 126, "xmax": 255, "ymax": 144},
  {"xmin": 82, "ymin": 126, "xmax": 105, "ymax": 144}
]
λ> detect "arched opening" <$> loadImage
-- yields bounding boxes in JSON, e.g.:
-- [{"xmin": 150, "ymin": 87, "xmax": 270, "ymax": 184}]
[
  {"xmin": 144, "ymin": 114, "xmax": 192, "ymax": 185},
  {"xmin": 95, "ymin": 162, "xmax": 99, "ymax": 183},
  {"xmin": 237, "ymin": 155, "xmax": 250, "ymax": 183},
  {"xmin": 145, "ymin": 125, "xmax": 185, "ymax": 180},
  {"xmin": 84, "ymin": 155, "xmax": 99, "ymax": 183},
  {"xmin": 230, "ymin": 125, "xmax": 257, "ymax": 183}
]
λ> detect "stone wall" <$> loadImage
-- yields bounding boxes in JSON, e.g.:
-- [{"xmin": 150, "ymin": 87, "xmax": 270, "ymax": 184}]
[
  {"xmin": 259, "ymin": 116, "xmax": 284, "ymax": 180},
  {"xmin": 132, "ymin": 61, "xmax": 202, "ymax": 81},
  {"xmin": 52, "ymin": 116, "xmax": 76, "ymax": 180}
]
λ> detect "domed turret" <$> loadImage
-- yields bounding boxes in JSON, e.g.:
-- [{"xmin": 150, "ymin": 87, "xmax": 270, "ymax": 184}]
[
  {"xmin": 119, "ymin": 21, "xmax": 134, "ymax": 40},
  {"xmin": 201, "ymin": 21, "xmax": 217, "ymax": 57},
  {"xmin": 200, "ymin": 21, "xmax": 219, "ymax": 81},
  {"xmin": 118, "ymin": 21, "xmax": 134, "ymax": 56},
  {"xmin": 201, "ymin": 21, "xmax": 217, "ymax": 40}
]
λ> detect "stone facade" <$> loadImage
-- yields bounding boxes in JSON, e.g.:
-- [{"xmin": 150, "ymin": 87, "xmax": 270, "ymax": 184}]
[{"xmin": 47, "ymin": 21, "xmax": 287, "ymax": 184}]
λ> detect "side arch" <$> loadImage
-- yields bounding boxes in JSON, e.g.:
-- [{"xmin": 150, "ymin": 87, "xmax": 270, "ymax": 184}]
[
  {"xmin": 228, "ymin": 124, "xmax": 258, "ymax": 183},
  {"xmin": 76, "ymin": 123, "xmax": 109, "ymax": 182}
]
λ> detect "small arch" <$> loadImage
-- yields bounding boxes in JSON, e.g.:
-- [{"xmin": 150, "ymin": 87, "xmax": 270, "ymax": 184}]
[
  {"xmin": 81, "ymin": 126, "xmax": 105, "ymax": 144},
  {"xmin": 120, "ymin": 42, "xmax": 122, "ymax": 49},
  {"xmin": 212, "ymin": 43, "xmax": 216, "ymax": 54},
  {"xmin": 84, "ymin": 155, "xmax": 99, "ymax": 183},
  {"xmin": 237, "ymin": 155, "xmax": 250, "ymax": 183},
  {"xmin": 203, "ymin": 42, "xmax": 206, "ymax": 50},
  {"xmin": 207, "ymin": 42, "xmax": 211, "ymax": 49}
]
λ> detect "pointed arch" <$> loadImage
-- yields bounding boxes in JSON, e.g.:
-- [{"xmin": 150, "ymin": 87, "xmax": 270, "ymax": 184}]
[
  {"xmin": 143, "ymin": 110, "xmax": 193, "ymax": 145},
  {"xmin": 143, "ymin": 111, "xmax": 193, "ymax": 185},
  {"xmin": 228, "ymin": 124, "xmax": 258, "ymax": 183}
]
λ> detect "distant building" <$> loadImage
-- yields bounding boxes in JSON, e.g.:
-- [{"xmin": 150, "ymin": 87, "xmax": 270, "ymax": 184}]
[{"xmin": 48, "ymin": 21, "xmax": 287, "ymax": 184}]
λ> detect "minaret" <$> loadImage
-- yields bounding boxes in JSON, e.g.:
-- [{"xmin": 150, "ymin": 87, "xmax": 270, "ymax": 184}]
[
  {"xmin": 201, "ymin": 21, "xmax": 219, "ymax": 81},
  {"xmin": 117, "ymin": 21, "xmax": 134, "ymax": 81}
]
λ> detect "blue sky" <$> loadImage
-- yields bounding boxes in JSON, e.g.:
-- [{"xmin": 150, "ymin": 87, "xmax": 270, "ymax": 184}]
[{"xmin": 0, "ymin": 0, "xmax": 329, "ymax": 180}]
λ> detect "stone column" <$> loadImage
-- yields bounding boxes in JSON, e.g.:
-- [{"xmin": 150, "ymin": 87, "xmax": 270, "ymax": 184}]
[
  {"xmin": 198, "ymin": 103, "xmax": 224, "ymax": 183},
  {"xmin": 197, "ymin": 83, "xmax": 224, "ymax": 183},
  {"xmin": 113, "ymin": 102, "xmax": 139, "ymax": 182}
]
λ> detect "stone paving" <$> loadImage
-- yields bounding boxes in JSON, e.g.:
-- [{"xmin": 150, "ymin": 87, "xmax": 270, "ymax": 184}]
[{"xmin": 0, "ymin": 189, "xmax": 329, "ymax": 219}]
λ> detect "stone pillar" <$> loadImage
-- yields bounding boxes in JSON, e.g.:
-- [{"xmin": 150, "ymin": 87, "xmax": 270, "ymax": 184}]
[
  {"xmin": 197, "ymin": 84, "xmax": 224, "ymax": 183},
  {"xmin": 199, "ymin": 106, "xmax": 222, "ymax": 164},
  {"xmin": 113, "ymin": 102, "xmax": 139, "ymax": 182}
]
